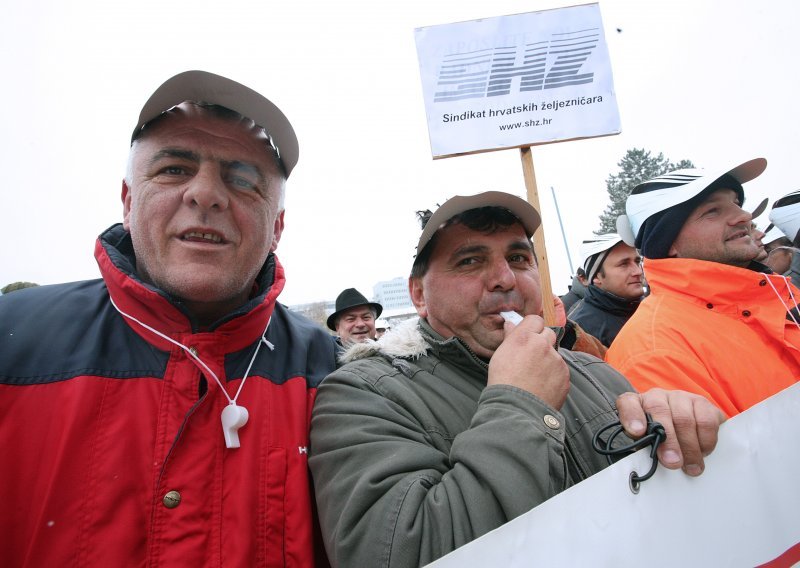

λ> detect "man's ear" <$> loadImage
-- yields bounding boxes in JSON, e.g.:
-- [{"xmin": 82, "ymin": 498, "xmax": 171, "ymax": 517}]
[
  {"xmin": 269, "ymin": 210, "xmax": 286, "ymax": 253},
  {"xmin": 668, "ymin": 244, "xmax": 679, "ymax": 258},
  {"xmin": 409, "ymin": 277, "xmax": 428, "ymax": 318},
  {"xmin": 121, "ymin": 179, "xmax": 132, "ymax": 231}
]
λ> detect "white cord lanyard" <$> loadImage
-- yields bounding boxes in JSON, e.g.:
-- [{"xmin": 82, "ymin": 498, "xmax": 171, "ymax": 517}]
[
  {"xmin": 763, "ymin": 273, "xmax": 800, "ymax": 332},
  {"xmin": 109, "ymin": 295, "xmax": 274, "ymax": 448}
]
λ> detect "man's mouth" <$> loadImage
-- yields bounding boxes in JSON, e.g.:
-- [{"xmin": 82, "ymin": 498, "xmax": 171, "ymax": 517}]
[
  {"xmin": 182, "ymin": 231, "xmax": 223, "ymax": 243},
  {"xmin": 725, "ymin": 228, "xmax": 752, "ymax": 242}
]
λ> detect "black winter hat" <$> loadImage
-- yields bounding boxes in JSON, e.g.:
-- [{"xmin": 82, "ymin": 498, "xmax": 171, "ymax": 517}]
[{"xmin": 326, "ymin": 288, "xmax": 383, "ymax": 331}]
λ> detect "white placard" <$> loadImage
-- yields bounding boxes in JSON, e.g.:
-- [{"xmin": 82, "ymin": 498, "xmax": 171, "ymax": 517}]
[
  {"xmin": 428, "ymin": 382, "xmax": 800, "ymax": 567},
  {"xmin": 415, "ymin": 3, "xmax": 621, "ymax": 159}
]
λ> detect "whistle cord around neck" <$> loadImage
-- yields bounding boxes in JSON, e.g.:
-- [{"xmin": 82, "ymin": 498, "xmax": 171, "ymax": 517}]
[
  {"xmin": 763, "ymin": 274, "xmax": 800, "ymax": 331},
  {"xmin": 108, "ymin": 295, "xmax": 274, "ymax": 406}
]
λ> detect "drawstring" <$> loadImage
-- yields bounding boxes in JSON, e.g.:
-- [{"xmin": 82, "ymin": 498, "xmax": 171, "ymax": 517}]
[
  {"xmin": 762, "ymin": 273, "xmax": 800, "ymax": 331},
  {"xmin": 108, "ymin": 295, "xmax": 274, "ymax": 405}
]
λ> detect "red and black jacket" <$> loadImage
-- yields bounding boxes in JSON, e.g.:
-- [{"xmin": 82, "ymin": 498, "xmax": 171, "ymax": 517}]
[{"xmin": 0, "ymin": 223, "xmax": 338, "ymax": 567}]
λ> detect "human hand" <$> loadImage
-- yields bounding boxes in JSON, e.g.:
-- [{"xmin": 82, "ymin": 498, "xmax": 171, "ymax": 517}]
[
  {"xmin": 552, "ymin": 294, "xmax": 567, "ymax": 327},
  {"xmin": 615, "ymin": 389, "xmax": 725, "ymax": 476},
  {"xmin": 488, "ymin": 315, "xmax": 570, "ymax": 410}
]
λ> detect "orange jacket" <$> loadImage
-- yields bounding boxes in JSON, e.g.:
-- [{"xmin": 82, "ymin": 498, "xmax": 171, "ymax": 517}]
[{"xmin": 606, "ymin": 258, "xmax": 800, "ymax": 416}]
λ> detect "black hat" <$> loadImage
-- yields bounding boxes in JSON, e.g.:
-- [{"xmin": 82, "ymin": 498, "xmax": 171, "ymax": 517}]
[{"xmin": 326, "ymin": 288, "xmax": 383, "ymax": 331}]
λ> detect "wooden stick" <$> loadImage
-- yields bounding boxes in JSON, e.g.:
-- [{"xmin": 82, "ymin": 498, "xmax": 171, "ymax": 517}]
[{"xmin": 519, "ymin": 147, "xmax": 555, "ymax": 326}]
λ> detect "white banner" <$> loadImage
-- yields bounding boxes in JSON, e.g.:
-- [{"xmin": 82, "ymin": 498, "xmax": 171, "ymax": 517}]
[
  {"xmin": 414, "ymin": 3, "xmax": 621, "ymax": 159},
  {"xmin": 428, "ymin": 382, "xmax": 800, "ymax": 567}
]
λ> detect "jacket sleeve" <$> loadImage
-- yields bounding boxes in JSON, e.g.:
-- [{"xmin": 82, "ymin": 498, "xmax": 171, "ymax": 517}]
[{"xmin": 308, "ymin": 362, "xmax": 575, "ymax": 568}]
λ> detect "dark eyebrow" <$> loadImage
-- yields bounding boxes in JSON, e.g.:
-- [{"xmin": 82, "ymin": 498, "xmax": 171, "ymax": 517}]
[
  {"xmin": 450, "ymin": 244, "xmax": 490, "ymax": 261},
  {"xmin": 449, "ymin": 239, "xmax": 534, "ymax": 262},
  {"xmin": 148, "ymin": 148, "xmax": 200, "ymax": 168},
  {"xmin": 147, "ymin": 149, "xmax": 267, "ymax": 185},
  {"xmin": 507, "ymin": 239, "xmax": 534, "ymax": 254}
]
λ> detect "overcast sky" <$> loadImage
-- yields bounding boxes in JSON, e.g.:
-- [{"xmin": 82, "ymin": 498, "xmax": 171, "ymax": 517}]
[{"xmin": 2, "ymin": 0, "xmax": 798, "ymax": 304}]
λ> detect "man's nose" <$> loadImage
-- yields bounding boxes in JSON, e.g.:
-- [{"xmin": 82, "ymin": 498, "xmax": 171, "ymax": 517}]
[
  {"xmin": 183, "ymin": 166, "xmax": 230, "ymax": 210},
  {"xmin": 731, "ymin": 205, "xmax": 752, "ymax": 227},
  {"xmin": 488, "ymin": 259, "xmax": 515, "ymax": 290}
]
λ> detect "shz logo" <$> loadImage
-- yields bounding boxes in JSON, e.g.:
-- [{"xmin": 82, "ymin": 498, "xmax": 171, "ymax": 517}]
[{"xmin": 434, "ymin": 29, "xmax": 599, "ymax": 102}]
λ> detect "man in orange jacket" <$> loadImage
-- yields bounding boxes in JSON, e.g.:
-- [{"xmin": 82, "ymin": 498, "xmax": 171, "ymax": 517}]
[{"xmin": 607, "ymin": 158, "xmax": 800, "ymax": 417}]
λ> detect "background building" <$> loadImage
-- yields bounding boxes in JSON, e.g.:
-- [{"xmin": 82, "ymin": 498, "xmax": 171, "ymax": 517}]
[{"xmin": 373, "ymin": 277, "xmax": 413, "ymax": 311}]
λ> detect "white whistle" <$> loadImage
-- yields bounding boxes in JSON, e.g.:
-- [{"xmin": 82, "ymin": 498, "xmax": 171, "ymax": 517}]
[
  {"xmin": 500, "ymin": 311, "xmax": 523, "ymax": 325},
  {"xmin": 221, "ymin": 403, "xmax": 249, "ymax": 449}
]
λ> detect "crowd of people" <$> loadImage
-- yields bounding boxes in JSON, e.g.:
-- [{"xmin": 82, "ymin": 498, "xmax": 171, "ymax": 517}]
[{"xmin": 1, "ymin": 70, "xmax": 797, "ymax": 567}]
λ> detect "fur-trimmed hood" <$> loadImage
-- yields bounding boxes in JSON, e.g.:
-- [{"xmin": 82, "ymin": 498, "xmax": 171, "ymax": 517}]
[{"xmin": 338, "ymin": 317, "xmax": 429, "ymax": 364}]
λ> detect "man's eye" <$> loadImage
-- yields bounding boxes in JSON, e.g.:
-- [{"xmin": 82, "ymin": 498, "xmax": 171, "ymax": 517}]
[
  {"xmin": 161, "ymin": 165, "xmax": 187, "ymax": 176},
  {"xmin": 229, "ymin": 176, "xmax": 257, "ymax": 190},
  {"xmin": 456, "ymin": 257, "xmax": 478, "ymax": 266},
  {"xmin": 509, "ymin": 254, "xmax": 531, "ymax": 264}
]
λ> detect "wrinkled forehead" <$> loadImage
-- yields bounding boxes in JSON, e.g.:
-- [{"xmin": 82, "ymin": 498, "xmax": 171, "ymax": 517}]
[
  {"xmin": 435, "ymin": 220, "xmax": 533, "ymax": 254},
  {"xmin": 338, "ymin": 305, "xmax": 375, "ymax": 322}
]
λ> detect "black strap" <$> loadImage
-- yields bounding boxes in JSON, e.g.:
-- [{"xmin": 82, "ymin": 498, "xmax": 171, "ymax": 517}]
[{"xmin": 591, "ymin": 413, "xmax": 667, "ymax": 489}]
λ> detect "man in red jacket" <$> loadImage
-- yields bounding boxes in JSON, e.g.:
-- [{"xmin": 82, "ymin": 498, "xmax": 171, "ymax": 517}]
[
  {"xmin": 0, "ymin": 71, "xmax": 338, "ymax": 566},
  {"xmin": 608, "ymin": 158, "xmax": 800, "ymax": 416}
]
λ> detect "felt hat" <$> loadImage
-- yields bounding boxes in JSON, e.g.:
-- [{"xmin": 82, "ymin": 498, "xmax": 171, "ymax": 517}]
[{"xmin": 326, "ymin": 288, "xmax": 383, "ymax": 330}]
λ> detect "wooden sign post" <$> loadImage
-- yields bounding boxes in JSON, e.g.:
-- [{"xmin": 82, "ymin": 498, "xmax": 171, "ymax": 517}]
[{"xmin": 520, "ymin": 147, "xmax": 555, "ymax": 325}]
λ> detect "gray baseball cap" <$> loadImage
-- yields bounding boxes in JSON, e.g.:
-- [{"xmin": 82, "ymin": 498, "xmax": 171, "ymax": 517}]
[
  {"xmin": 132, "ymin": 70, "xmax": 299, "ymax": 178},
  {"xmin": 416, "ymin": 191, "xmax": 541, "ymax": 256}
]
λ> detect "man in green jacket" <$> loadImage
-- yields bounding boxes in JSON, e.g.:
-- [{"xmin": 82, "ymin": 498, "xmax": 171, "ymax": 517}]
[{"xmin": 309, "ymin": 191, "xmax": 724, "ymax": 568}]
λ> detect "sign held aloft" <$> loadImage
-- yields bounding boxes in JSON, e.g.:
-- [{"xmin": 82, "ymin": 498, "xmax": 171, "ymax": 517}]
[{"xmin": 415, "ymin": 3, "xmax": 620, "ymax": 159}]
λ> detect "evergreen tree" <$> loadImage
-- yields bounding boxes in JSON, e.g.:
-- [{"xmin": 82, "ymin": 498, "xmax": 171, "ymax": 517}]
[{"xmin": 596, "ymin": 148, "xmax": 694, "ymax": 234}]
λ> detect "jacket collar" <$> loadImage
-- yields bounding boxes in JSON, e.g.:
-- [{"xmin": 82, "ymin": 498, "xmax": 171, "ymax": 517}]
[
  {"xmin": 584, "ymin": 285, "xmax": 641, "ymax": 317},
  {"xmin": 338, "ymin": 316, "xmax": 573, "ymax": 366},
  {"xmin": 643, "ymin": 257, "xmax": 794, "ymax": 306},
  {"xmin": 95, "ymin": 223, "xmax": 283, "ymax": 351}
]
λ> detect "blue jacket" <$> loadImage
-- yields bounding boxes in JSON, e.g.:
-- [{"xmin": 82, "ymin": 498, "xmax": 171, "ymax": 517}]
[{"xmin": 568, "ymin": 285, "xmax": 640, "ymax": 347}]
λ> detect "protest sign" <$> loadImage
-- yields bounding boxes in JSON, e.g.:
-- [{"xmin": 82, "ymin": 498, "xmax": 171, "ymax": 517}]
[
  {"xmin": 415, "ymin": 3, "xmax": 620, "ymax": 159},
  {"xmin": 428, "ymin": 383, "xmax": 800, "ymax": 567}
]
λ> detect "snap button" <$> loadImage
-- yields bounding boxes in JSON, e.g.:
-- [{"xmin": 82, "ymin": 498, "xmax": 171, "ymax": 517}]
[
  {"xmin": 543, "ymin": 414, "xmax": 561, "ymax": 429},
  {"xmin": 759, "ymin": 279, "xmax": 767, "ymax": 287},
  {"xmin": 163, "ymin": 490, "xmax": 181, "ymax": 509},
  {"xmin": 188, "ymin": 347, "xmax": 198, "ymax": 357},
  {"xmin": 742, "ymin": 310, "xmax": 751, "ymax": 317},
  {"xmin": 706, "ymin": 303, "xmax": 713, "ymax": 309}
]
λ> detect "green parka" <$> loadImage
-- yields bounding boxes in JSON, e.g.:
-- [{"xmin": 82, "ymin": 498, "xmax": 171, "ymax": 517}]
[{"xmin": 309, "ymin": 318, "xmax": 633, "ymax": 568}]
